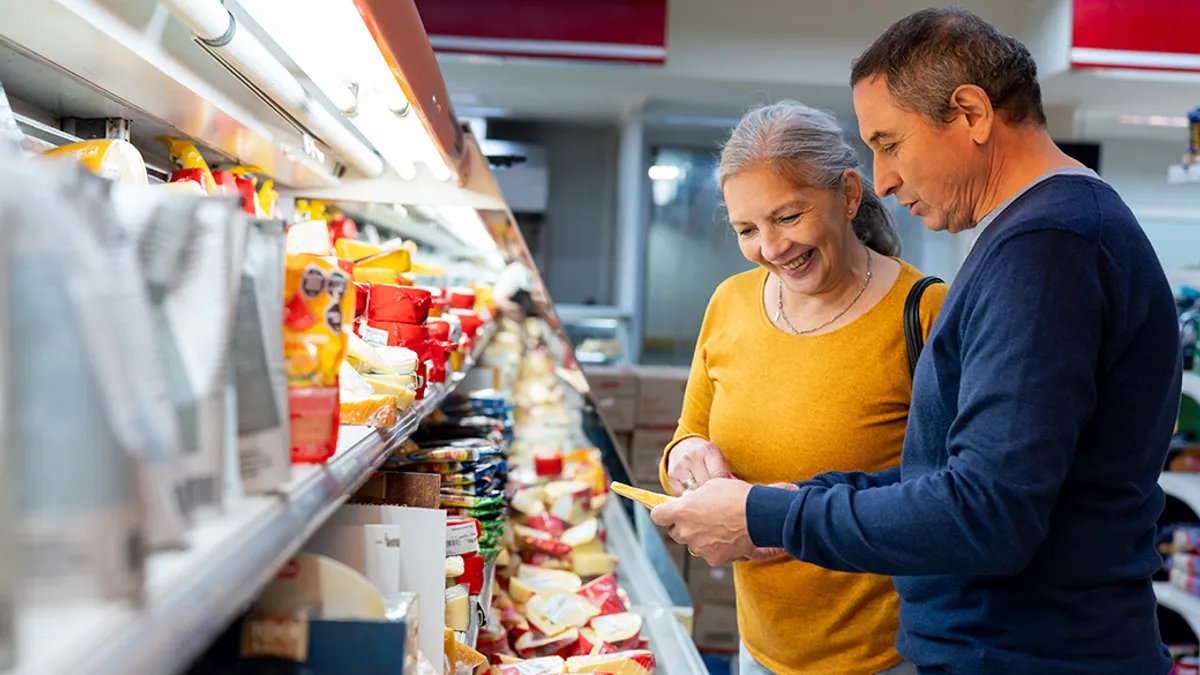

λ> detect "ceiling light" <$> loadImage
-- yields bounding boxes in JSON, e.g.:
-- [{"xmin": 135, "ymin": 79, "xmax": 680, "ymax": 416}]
[
  {"xmin": 648, "ymin": 164, "xmax": 682, "ymax": 180},
  {"xmin": 1117, "ymin": 114, "xmax": 1189, "ymax": 127}
]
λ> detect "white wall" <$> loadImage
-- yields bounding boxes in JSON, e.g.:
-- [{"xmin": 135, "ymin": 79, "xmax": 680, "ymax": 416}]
[{"xmin": 1101, "ymin": 139, "xmax": 1200, "ymax": 271}]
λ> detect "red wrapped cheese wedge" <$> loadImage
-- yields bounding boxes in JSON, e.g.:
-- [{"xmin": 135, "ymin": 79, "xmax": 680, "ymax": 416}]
[
  {"xmin": 497, "ymin": 656, "xmax": 566, "ymax": 675},
  {"xmin": 365, "ymin": 284, "xmax": 432, "ymax": 323},
  {"xmin": 515, "ymin": 628, "xmax": 580, "ymax": 660},
  {"xmin": 587, "ymin": 613, "xmax": 643, "ymax": 651}
]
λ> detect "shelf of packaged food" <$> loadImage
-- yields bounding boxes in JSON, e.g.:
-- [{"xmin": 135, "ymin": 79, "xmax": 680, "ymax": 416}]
[
  {"xmin": 12, "ymin": 328, "xmax": 493, "ymax": 675},
  {"xmin": 1156, "ymin": 582, "xmax": 1200, "ymax": 637},
  {"xmin": 1161, "ymin": 472, "xmax": 1200, "ymax": 517}
]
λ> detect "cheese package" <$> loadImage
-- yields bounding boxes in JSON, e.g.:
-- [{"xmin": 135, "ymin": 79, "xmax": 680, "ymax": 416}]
[
  {"xmin": 576, "ymin": 574, "xmax": 627, "ymax": 616},
  {"xmin": 564, "ymin": 650, "xmax": 656, "ymax": 674},
  {"xmin": 284, "ymin": 254, "xmax": 354, "ymax": 463},
  {"xmin": 570, "ymin": 552, "xmax": 616, "ymax": 578},
  {"xmin": 496, "ymin": 656, "xmax": 565, "ymax": 675},
  {"xmin": 610, "ymin": 482, "xmax": 673, "ymax": 509},
  {"xmin": 42, "ymin": 139, "xmax": 149, "ymax": 184},
  {"xmin": 155, "ymin": 136, "xmax": 216, "ymax": 192},
  {"xmin": 514, "ymin": 628, "xmax": 580, "ymax": 660},
  {"xmin": 339, "ymin": 394, "xmax": 398, "ymax": 427},
  {"xmin": 445, "ymin": 556, "xmax": 466, "ymax": 578},
  {"xmin": 255, "ymin": 553, "xmax": 387, "ymax": 620},
  {"xmin": 523, "ymin": 592, "xmax": 600, "ymax": 637},
  {"xmin": 446, "ymin": 583, "xmax": 470, "ymax": 631},
  {"xmin": 446, "ymin": 518, "xmax": 482, "ymax": 557},
  {"xmin": 586, "ymin": 613, "xmax": 642, "ymax": 651}
]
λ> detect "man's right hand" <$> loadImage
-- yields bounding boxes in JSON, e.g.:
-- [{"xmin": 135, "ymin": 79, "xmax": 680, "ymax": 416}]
[{"xmin": 666, "ymin": 437, "xmax": 733, "ymax": 495}]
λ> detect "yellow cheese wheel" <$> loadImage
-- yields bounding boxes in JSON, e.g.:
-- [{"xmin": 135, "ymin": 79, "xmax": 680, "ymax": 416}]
[{"xmin": 43, "ymin": 139, "xmax": 149, "ymax": 184}]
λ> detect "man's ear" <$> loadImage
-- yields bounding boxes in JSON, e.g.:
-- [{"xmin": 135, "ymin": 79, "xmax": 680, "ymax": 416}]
[{"xmin": 949, "ymin": 84, "xmax": 994, "ymax": 145}]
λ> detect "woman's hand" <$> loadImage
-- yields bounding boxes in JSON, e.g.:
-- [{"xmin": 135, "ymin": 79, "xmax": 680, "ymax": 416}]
[{"xmin": 666, "ymin": 437, "xmax": 733, "ymax": 495}]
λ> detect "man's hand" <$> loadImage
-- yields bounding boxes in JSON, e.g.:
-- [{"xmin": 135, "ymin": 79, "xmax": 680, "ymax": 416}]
[
  {"xmin": 739, "ymin": 482, "xmax": 799, "ymax": 562},
  {"xmin": 651, "ymin": 477, "xmax": 756, "ymax": 566},
  {"xmin": 666, "ymin": 438, "xmax": 733, "ymax": 495}
]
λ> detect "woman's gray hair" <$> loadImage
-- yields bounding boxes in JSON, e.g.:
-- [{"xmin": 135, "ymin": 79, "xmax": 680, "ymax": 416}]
[{"xmin": 719, "ymin": 100, "xmax": 902, "ymax": 256}]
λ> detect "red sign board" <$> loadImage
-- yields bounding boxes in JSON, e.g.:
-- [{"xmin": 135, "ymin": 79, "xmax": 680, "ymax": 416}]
[
  {"xmin": 1071, "ymin": 0, "xmax": 1200, "ymax": 72},
  {"xmin": 412, "ymin": 0, "xmax": 668, "ymax": 65}
]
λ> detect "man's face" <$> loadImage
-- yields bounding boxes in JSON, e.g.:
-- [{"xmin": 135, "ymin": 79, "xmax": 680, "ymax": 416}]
[{"xmin": 853, "ymin": 76, "xmax": 984, "ymax": 233}]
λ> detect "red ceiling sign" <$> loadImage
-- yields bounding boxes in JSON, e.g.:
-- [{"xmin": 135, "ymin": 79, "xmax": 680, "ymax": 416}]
[
  {"xmin": 1071, "ymin": 0, "xmax": 1200, "ymax": 72},
  {"xmin": 411, "ymin": 0, "xmax": 668, "ymax": 65}
]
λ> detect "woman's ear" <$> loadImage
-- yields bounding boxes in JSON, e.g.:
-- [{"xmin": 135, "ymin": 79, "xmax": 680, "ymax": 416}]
[{"xmin": 842, "ymin": 169, "xmax": 863, "ymax": 216}]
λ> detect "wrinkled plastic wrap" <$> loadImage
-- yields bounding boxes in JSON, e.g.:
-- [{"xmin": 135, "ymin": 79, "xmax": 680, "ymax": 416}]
[
  {"xmin": 8, "ymin": 156, "xmax": 173, "ymax": 601},
  {"xmin": 232, "ymin": 220, "xmax": 289, "ymax": 494},
  {"xmin": 118, "ymin": 187, "xmax": 248, "ymax": 521}
]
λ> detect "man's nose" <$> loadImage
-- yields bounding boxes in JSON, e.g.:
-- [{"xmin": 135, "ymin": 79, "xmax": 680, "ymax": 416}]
[{"xmin": 873, "ymin": 155, "xmax": 900, "ymax": 198}]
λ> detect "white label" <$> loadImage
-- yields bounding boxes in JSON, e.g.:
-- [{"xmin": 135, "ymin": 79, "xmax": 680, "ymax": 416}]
[
  {"xmin": 515, "ymin": 660, "xmax": 562, "ymax": 675},
  {"xmin": 590, "ymin": 614, "xmax": 625, "ymax": 635},
  {"xmin": 359, "ymin": 324, "xmax": 389, "ymax": 347},
  {"xmin": 538, "ymin": 593, "xmax": 576, "ymax": 625},
  {"xmin": 445, "ymin": 522, "xmax": 479, "ymax": 557},
  {"xmin": 525, "ymin": 576, "xmax": 560, "ymax": 590}
]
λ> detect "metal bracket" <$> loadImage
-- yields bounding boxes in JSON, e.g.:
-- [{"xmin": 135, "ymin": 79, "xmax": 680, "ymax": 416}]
[{"xmin": 60, "ymin": 117, "xmax": 132, "ymax": 141}]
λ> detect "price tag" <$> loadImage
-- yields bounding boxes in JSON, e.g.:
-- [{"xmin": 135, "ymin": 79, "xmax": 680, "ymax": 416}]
[
  {"xmin": 240, "ymin": 611, "xmax": 309, "ymax": 662},
  {"xmin": 359, "ymin": 324, "xmax": 389, "ymax": 347}
]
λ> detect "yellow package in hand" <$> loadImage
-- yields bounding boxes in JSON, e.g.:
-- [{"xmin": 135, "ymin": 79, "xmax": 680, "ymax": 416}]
[{"xmin": 611, "ymin": 482, "xmax": 674, "ymax": 508}]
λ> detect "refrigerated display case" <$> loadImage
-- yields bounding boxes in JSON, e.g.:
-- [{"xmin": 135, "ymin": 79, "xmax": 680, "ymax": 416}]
[{"xmin": 0, "ymin": 1, "xmax": 700, "ymax": 672}]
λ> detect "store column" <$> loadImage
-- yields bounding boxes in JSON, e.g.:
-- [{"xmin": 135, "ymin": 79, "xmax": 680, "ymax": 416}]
[{"xmin": 615, "ymin": 104, "xmax": 649, "ymax": 363}]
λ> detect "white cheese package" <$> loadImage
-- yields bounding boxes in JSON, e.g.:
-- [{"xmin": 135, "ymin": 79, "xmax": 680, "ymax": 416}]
[
  {"xmin": 125, "ymin": 190, "xmax": 248, "ymax": 517},
  {"xmin": 230, "ymin": 219, "xmax": 289, "ymax": 494},
  {"xmin": 8, "ymin": 159, "xmax": 159, "ymax": 602}
]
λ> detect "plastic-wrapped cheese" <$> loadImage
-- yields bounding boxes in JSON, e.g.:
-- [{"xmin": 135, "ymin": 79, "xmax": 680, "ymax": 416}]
[
  {"xmin": 496, "ymin": 656, "xmax": 565, "ymax": 674},
  {"xmin": 587, "ymin": 613, "xmax": 643, "ymax": 650},
  {"xmin": 524, "ymin": 592, "xmax": 600, "ymax": 637},
  {"xmin": 570, "ymin": 552, "xmax": 616, "ymax": 577},
  {"xmin": 255, "ymin": 553, "xmax": 387, "ymax": 620},
  {"xmin": 446, "ymin": 583, "xmax": 470, "ymax": 631},
  {"xmin": 564, "ymin": 650, "xmax": 656, "ymax": 674},
  {"xmin": 42, "ymin": 139, "xmax": 149, "ymax": 184},
  {"xmin": 339, "ymin": 394, "xmax": 398, "ymax": 427}
]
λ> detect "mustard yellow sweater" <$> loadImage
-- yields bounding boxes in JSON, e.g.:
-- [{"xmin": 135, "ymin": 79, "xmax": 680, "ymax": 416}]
[{"xmin": 660, "ymin": 261, "xmax": 947, "ymax": 675}]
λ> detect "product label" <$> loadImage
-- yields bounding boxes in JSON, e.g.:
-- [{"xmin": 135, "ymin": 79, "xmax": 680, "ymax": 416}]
[
  {"xmin": 359, "ymin": 324, "xmax": 389, "ymax": 348},
  {"xmin": 515, "ymin": 660, "xmax": 562, "ymax": 675},
  {"xmin": 445, "ymin": 521, "xmax": 480, "ymax": 556},
  {"xmin": 538, "ymin": 593, "xmax": 576, "ymax": 625},
  {"xmin": 240, "ymin": 611, "xmax": 309, "ymax": 662}
]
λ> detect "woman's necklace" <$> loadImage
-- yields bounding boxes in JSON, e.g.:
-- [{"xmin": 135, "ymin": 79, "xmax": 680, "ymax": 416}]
[{"xmin": 775, "ymin": 247, "xmax": 873, "ymax": 335}]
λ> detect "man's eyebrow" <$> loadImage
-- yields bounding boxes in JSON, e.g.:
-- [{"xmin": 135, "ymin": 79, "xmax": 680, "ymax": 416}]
[{"xmin": 868, "ymin": 130, "xmax": 895, "ymax": 146}]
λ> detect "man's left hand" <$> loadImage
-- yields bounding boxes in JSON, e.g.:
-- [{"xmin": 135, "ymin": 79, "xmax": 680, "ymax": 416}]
[{"xmin": 650, "ymin": 477, "xmax": 757, "ymax": 566}]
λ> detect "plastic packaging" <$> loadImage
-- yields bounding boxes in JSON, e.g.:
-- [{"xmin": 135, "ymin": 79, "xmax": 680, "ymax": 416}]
[
  {"xmin": 232, "ymin": 220, "xmax": 290, "ymax": 493},
  {"xmin": 8, "ymin": 156, "xmax": 159, "ymax": 602},
  {"xmin": 128, "ymin": 190, "xmax": 248, "ymax": 516},
  {"xmin": 285, "ymin": 254, "xmax": 354, "ymax": 463}
]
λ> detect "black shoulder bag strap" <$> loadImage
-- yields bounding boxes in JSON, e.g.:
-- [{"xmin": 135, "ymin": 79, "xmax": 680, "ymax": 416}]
[{"xmin": 904, "ymin": 276, "xmax": 945, "ymax": 377}]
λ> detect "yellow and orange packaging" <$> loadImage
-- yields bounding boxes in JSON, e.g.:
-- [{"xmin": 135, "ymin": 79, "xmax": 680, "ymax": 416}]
[{"xmin": 284, "ymin": 254, "xmax": 355, "ymax": 463}]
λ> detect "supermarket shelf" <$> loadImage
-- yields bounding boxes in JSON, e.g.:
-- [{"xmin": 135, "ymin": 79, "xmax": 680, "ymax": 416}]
[
  {"xmin": 1161, "ymin": 472, "xmax": 1200, "ymax": 516},
  {"xmin": 13, "ymin": 332, "xmax": 493, "ymax": 675},
  {"xmin": 1156, "ymin": 582, "xmax": 1200, "ymax": 637},
  {"xmin": 1184, "ymin": 372, "xmax": 1200, "ymax": 402}
]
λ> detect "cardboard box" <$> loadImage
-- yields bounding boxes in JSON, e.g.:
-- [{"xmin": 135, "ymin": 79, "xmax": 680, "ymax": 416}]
[
  {"xmin": 634, "ymin": 366, "xmax": 689, "ymax": 428},
  {"xmin": 611, "ymin": 432, "xmax": 633, "ymax": 463},
  {"xmin": 594, "ymin": 394, "xmax": 636, "ymax": 432},
  {"xmin": 584, "ymin": 365, "xmax": 639, "ymax": 399},
  {"xmin": 687, "ymin": 557, "xmax": 737, "ymax": 606},
  {"xmin": 630, "ymin": 429, "xmax": 675, "ymax": 485},
  {"xmin": 693, "ymin": 601, "xmax": 739, "ymax": 652}
]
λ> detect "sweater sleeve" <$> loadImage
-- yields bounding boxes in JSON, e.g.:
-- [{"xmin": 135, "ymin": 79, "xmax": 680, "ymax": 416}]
[
  {"xmin": 791, "ymin": 466, "xmax": 902, "ymax": 491},
  {"xmin": 747, "ymin": 230, "xmax": 1103, "ymax": 576},
  {"xmin": 658, "ymin": 293, "xmax": 721, "ymax": 493}
]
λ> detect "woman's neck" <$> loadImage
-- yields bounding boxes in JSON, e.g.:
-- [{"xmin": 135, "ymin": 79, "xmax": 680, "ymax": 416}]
[{"xmin": 778, "ymin": 242, "xmax": 871, "ymax": 322}]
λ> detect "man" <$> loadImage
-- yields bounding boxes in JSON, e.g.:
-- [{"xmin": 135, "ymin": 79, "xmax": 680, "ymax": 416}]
[{"xmin": 653, "ymin": 7, "xmax": 1181, "ymax": 674}]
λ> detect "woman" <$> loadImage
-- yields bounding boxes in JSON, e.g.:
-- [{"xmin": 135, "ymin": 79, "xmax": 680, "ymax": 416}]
[{"xmin": 658, "ymin": 101, "xmax": 947, "ymax": 675}]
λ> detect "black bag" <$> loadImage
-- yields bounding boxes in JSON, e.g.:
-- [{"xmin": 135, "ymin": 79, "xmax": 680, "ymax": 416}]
[{"xmin": 904, "ymin": 276, "xmax": 945, "ymax": 377}]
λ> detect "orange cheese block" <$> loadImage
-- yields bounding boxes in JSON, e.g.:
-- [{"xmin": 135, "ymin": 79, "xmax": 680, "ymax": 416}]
[
  {"xmin": 339, "ymin": 394, "xmax": 397, "ymax": 427},
  {"xmin": 611, "ymin": 482, "xmax": 673, "ymax": 508}
]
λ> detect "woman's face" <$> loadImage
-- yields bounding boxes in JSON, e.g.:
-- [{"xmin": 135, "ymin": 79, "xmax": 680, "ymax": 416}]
[{"xmin": 724, "ymin": 166, "xmax": 861, "ymax": 296}]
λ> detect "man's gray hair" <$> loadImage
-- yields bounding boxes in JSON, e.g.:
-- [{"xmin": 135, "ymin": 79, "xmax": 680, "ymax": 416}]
[
  {"xmin": 719, "ymin": 100, "xmax": 902, "ymax": 257},
  {"xmin": 851, "ymin": 7, "xmax": 1046, "ymax": 126}
]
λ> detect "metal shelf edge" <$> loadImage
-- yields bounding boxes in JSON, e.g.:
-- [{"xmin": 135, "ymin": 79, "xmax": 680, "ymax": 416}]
[
  {"xmin": 1156, "ymin": 581, "xmax": 1200, "ymax": 637},
  {"xmin": 13, "ymin": 329, "xmax": 494, "ymax": 675}
]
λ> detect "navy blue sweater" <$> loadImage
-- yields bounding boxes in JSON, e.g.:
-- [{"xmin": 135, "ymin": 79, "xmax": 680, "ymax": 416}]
[{"xmin": 747, "ymin": 173, "xmax": 1181, "ymax": 674}]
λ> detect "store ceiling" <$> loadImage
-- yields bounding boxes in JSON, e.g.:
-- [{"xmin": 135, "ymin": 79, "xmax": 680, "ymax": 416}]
[{"xmin": 437, "ymin": 0, "xmax": 1196, "ymax": 143}]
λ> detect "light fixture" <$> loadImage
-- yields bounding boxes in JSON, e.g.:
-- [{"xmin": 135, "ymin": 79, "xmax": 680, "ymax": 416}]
[
  {"xmin": 648, "ymin": 164, "xmax": 682, "ymax": 181},
  {"xmin": 437, "ymin": 205, "xmax": 498, "ymax": 251},
  {"xmin": 1117, "ymin": 114, "xmax": 1189, "ymax": 127},
  {"xmin": 238, "ymin": 0, "xmax": 455, "ymax": 182}
]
